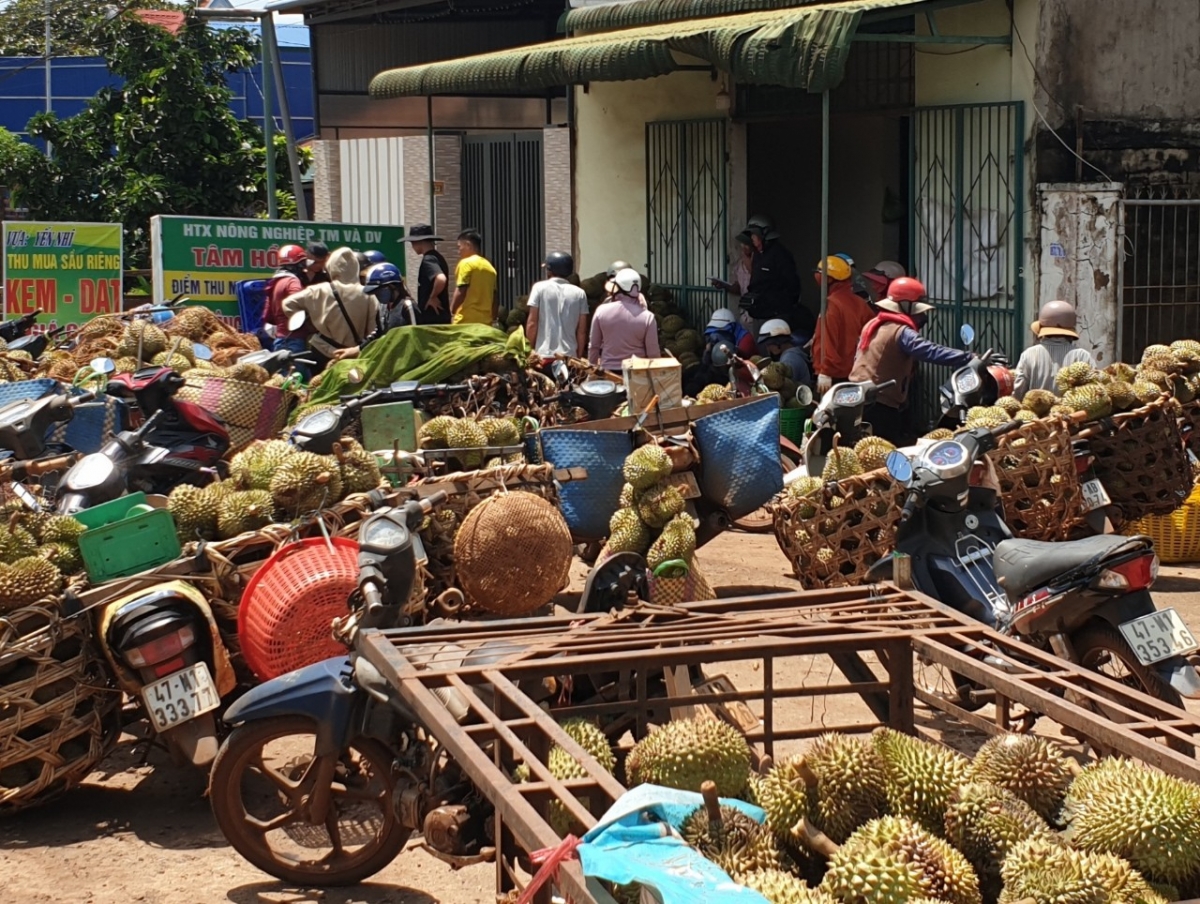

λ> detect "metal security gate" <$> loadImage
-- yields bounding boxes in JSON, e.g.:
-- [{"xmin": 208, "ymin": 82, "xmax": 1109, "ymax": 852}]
[
  {"xmin": 1118, "ymin": 186, "xmax": 1200, "ymax": 361},
  {"xmin": 646, "ymin": 119, "xmax": 727, "ymax": 325},
  {"xmin": 463, "ymin": 132, "xmax": 544, "ymax": 311},
  {"xmin": 910, "ymin": 102, "xmax": 1025, "ymax": 428}
]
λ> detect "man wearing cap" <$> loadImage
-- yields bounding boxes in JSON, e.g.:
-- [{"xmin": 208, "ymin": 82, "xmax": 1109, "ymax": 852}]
[
  {"xmin": 1013, "ymin": 300, "xmax": 1095, "ymax": 400},
  {"xmin": 399, "ymin": 224, "xmax": 451, "ymax": 325},
  {"xmin": 810, "ymin": 255, "xmax": 875, "ymax": 395},
  {"xmin": 527, "ymin": 251, "xmax": 588, "ymax": 361},
  {"xmin": 305, "ymin": 242, "xmax": 331, "ymax": 284},
  {"xmin": 740, "ymin": 215, "xmax": 806, "ymax": 334}
]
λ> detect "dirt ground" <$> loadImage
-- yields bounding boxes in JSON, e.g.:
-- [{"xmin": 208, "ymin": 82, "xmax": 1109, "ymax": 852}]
[{"xmin": 3, "ymin": 529, "xmax": 1200, "ymax": 904}]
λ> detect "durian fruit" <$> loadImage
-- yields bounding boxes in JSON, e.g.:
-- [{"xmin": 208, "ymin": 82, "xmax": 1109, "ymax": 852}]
[
  {"xmin": 334, "ymin": 439, "xmax": 383, "ymax": 495},
  {"xmin": 39, "ymin": 542, "xmax": 81, "ymax": 575},
  {"xmin": 168, "ymin": 484, "xmax": 218, "ymax": 542},
  {"xmin": 269, "ymin": 451, "xmax": 344, "ymax": 514},
  {"xmin": 149, "ymin": 351, "xmax": 192, "ymax": 372},
  {"xmin": 1132, "ymin": 381, "xmax": 1165, "ymax": 405},
  {"xmin": 230, "ymin": 439, "xmax": 296, "ymax": 491},
  {"xmin": 39, "ymin": 515, "xmax": 86, "ymax": 547},
  {"xmin": 0, "ymin": 523, "xmax": 37, "ymax": 565},
  {"xmin": 1014, "ymin": 409, "xmax": 1038, "ymax": 422},
  {"xmin": 113, "ymin": 356, "xmax": 142, "ymax": 374},
  {"xmin": 681, "ymin": 800, "xmax": 786, "ymax": 877},
  {"xmin": 1061, "ymin": 758, "xmax": 1200, "ymax": 887},
  {"xmin": 479, "ymin": 417, "xmax": 520, "ymax": 447},
  {"xmin": 1108, "ymin": 380, "xmax": 1138, "ymax": 411},
  {"xmin": 0, "ymin": 556, "xmax": 63, "ymax": 611},
  {"xmin": 517, "ymin": 718, "xmax": 615, "ymax": 837},
  {"xmin": 445, "ymin": 418, "xmax": 489, "ymax": 469},
  {"xmin": 1106, "ymin": 362, "xmax": 1138, "ymax": 383},
  {"xmin": 787, "ymin": 475, "xmax": 825, "ymax": 512},
  {"xmin": 608, "ymin": 507, "xmax": 650, "ymax": 555},
  {"xmin": 762, "ymin": 362, "xmax": 790, "ymax": 391},
  {"xmin": 698, "ymin": 384, "xmax": 731, "ymax": 404},
  {"xmin": 1049, "ymin": 403, "xmax": 1074, "ymax": 417},
  {"xmin": 1055, "ymin": 361, "xmax": 1099, "ymax": 393},
  {"xmin": 943, "ymin": 782, "xmax": 1056, "ymax": 893},
  {"xmin": 853, "ymin": 437, "xmax": 897, "ymax": 473},
  {"xmin": 1139, "ymin": 368, "xmax": 1172, "ymax": 390},
  {"xmin": 661, "ymin": 314, "xmax": 686, "ymax": 335},
  {"xmin": 217, "ymin": 490, "xmax": 277, "ymax": 539},
  {"xmin": 737, "ymin": 868, "xmax": 836, "ymax": 904},
  {"xmin": 968, "ymin": 734, "xmax": 1073, "ymax": 822},
  {"xmin": 1061, "ymin": 384, "xmax": 1113, "ymax": 419},
  {"xmin": 965, "ymin": 406, "xmax": 1010, "ymax": 429},
  {"xmin": 116, "ymin": 320, "xmax": 167, "ymax": 359},
  {"xmin": 822, "ymin": 442, "xmax": 863, "ymax": 482},
  {"xmin": 623, "ymin": 444, "xmax": 673, "ymax": 491},
  {"xmin": 646, "ymin": 513, "xmax": 696, "ymax": 569},
  {"xmin": 999, "ymin": 837, "xmax": 1165, "ymax": 904},
  {"xmin": 617, "ymin": 482, "xmax": 636, "ymax": 508},
  {"xmin": 816, "ymin": 815, "xmax": 982, "ymax": 904},
  {"xmin": 871, "ymin": 727, "xmax": 971, "ymax": 837},
  {"xmin": 417, "ymin": 415, "xmax": 457, "ymax": 450},
  {"xmin": 923, "ymin": 428, "xmax": 956, "ymax": 441},
  {"xmin": 626, "ymin": 717, "xmax": 752, "ymax": 797},
  {"xmin": 1021, "ymin": 389, "xmax": 1057, "ymax": 417},
  {"xmin": 224, "ymin": 361, "xmax": 271, "ymax": 384},
  {"xmin": 635, "ymin": 482, "xmax": 686, "ymax": 529},
  {"xmin": 994, "ymin": 396, "xmax": 1023, "ymax": 416}
]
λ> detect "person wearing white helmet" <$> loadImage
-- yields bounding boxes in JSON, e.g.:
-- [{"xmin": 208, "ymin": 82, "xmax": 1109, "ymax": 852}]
[
  {"xmin": 1013, "ymin": 300, "xmax": 1095, "ymax": 400},
  {"xmin": 684, "ymin": 307, "xmax": 757, "ymax": 396},
  {"xmin": 588, "ymin": 268, "xmax": 660, "ymax": 371},
  {"xmin": 757, "ymin": 318, "xmax": 813, "ymax": 388}
]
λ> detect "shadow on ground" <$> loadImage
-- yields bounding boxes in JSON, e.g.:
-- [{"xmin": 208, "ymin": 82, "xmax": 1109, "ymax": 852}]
[{"xmin": 227, "ymin": 882, "xmax": 437, "ymax": 904}]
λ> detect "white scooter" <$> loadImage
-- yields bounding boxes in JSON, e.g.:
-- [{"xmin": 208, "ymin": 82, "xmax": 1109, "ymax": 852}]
[{"xmin": 787, "ymin": 379, "xmax": 895, "ymax": 481}]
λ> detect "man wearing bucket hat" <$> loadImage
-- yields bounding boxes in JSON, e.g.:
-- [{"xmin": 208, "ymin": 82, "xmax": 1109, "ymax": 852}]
[
  {"xmin": 811, "ymin": 255, "xmax": 874, "ymax": 395},
  {"xmin": 849, "ymin": 277, "xmax": 972, "ymax": 444},
  {"xmin": 1013, "ymin": 300, "xmax": 1095, "ymax": 400},
  {"xmin": 399, "ymin": 224, "xmax": 451, "ymax": 324}
]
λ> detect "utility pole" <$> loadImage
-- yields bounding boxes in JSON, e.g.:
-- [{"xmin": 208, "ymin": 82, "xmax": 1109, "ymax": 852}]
[{"xmin": 44, "ymin": 0, "xmax": 52, "ymax": 156}]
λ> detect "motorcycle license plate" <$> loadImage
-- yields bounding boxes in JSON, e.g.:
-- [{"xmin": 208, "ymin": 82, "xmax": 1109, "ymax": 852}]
[
  {"xmin": 1081, "ymin": 478, "xmax": 1111, "ymax": 512},
  {"xmin": 141, "ymin": 662, "xmax": 220, "ymax": 733},
  {"xmin": 1118, "ymin": 608, "xmax": 1199, "ymax": 666}
]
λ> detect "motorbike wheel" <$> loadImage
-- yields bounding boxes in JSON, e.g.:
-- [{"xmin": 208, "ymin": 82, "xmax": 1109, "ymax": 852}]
[
  {"xmin": 1072, "ymin": 622, "xmax": 1192, "ymax": 754},
  {"xmin": 209, "ymin": 716, "xmax": 411, "ymax": 886},
  {"xmin": 732, "ymin": 454, "xmax": 797, "ymax": 533}
]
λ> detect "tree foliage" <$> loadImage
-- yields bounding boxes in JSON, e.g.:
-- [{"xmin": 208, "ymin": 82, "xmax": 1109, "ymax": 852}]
[
  {"xmin": 0, "ymin": 0, "xmax": 184, "ymax": 56},
  {"xmin": 0, "ymin": 10, "xmax": 304, "ymax": 267}
]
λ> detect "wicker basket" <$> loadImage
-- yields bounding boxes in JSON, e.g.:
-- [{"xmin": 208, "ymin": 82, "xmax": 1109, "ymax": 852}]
[
  {"xmin": 771, "ymin": 469, "xmax": 906, "ymax": 589},
  {"xmin": 987, "ymin": 416, "xmax": 1086, "ymax": 541},
  {"xmin": 1124, "ymin": 484, "xmax": 1200, "ymax": 564},
  {"xmin": 1084, "ymin": 398, "xmax": 1192, "ymax": 521},
  {"xmin": 0, "ymin": 606, "xmax": 120, "ymax": 812}
]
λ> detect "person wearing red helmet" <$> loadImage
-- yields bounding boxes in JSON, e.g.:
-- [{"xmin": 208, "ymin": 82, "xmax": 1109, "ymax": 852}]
[
  {"xmin": 849, "ymin": 277, "xmax": 972, "ymax": 444},
  {"xmin": 263, "ymin": 244, "xmax": 313, "ymax": 354}
]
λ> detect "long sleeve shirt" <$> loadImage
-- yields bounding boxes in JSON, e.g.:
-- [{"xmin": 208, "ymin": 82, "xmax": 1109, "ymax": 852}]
[
  {"xmin": 1013, "ymin": 338, "xmax": 1095, "ymax": 399},
  {"xmin": 896, "ymin": 327, "xmax": 973, "ymax": 368},
  {"xmin": 811, "ymin": 282, "xmax": 875, "ymax": 379}
]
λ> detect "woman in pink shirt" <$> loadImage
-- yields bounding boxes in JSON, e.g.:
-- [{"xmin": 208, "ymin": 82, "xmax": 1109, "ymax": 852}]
[{"xmin": 588, "ymin": 269, "xmax": 661, "ymax": 371}]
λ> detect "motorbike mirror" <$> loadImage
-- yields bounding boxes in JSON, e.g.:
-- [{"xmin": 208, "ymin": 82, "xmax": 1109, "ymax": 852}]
[
  {"xmin": 192, "ymin": 343, "xmax": 213, "ymax": 361},
  {"xmin": 960, "ymin": 323, "xmax": 976, "ymax": 349},
  {"xmin": 795, "ymin": 385, "xmax": 814, "ymax": 407},
  {"xmin": 287, "ymin": 310, "xmax": 307, "ymax": 332},
  {"xmin": 90, "ymin": 357, "xmax": 116, "ymax": 375},
  {"xmin": 710, "ymin": 342, "xmax": 734, "ymax": 368},
  {"xmin": 885, "ymin": 450, "xmax": 913, "ymax": 484}
]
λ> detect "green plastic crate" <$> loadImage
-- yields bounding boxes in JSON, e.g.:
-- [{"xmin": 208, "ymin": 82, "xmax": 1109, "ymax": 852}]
[
  {"xmin": 779, "ymin": 407, "xmax": 808, "ymax": 445},
  {"xmin": 76, "ymin": 492, "xmax": 182, "ymax": 584}
]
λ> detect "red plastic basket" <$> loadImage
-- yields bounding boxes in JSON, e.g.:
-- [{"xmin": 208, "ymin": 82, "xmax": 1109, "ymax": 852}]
[{"xmin": 237, "ymin": 537, "xmax": 360, "ymax": 681}]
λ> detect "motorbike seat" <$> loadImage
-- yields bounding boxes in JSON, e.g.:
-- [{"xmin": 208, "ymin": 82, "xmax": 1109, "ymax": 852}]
[{"xmin": 993, "ymin": 534, "xmax": 1151, "ymax": 600}]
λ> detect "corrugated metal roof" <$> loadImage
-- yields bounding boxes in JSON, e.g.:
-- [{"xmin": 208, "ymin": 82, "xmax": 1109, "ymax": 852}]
[
  {"xmin": 370, "ymin": 0, "xmax": 920, "ymax": 98},
  {"xmin": 565, "ymin": 0, "xmax": 829, "ymax": 34}
]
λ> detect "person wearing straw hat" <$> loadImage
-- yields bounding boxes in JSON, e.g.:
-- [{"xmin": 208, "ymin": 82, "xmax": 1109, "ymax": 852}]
[
  {"xmin": 1013, "ymin": 300, "xmax": 1095, "ymax": 400},
  {"xmin": 398, "ymin": 224, "xmax": 451, "ymax": 325}
]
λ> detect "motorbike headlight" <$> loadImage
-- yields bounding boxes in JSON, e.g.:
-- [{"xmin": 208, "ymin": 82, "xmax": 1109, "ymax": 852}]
[
  {"xmin": 69, "ymin": 454, "xmax": 114, "ymax": 490},
  {"xmin": 954, "ymin": 369, "xmax": 982, "ymax": 394},
  {"xmin": 299, "ymin": 409, "xmax": 339, "ymax": 434}
]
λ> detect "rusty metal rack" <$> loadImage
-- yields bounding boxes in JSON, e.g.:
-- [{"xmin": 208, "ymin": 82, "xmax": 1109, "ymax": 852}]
[{"xmin": 357, "ymin": 584, "xmax": 1200, "ymax": 904}]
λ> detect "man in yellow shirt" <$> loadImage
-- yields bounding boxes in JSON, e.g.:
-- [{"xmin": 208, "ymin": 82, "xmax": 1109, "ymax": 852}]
[{"xmin": 451, "ymin": 229, "xmax": 498, "ymax": 325}]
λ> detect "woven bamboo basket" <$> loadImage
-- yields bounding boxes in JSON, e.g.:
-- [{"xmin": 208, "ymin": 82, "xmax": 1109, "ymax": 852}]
[
  {"xmin": 770, "ymin": 469, "xmax": 906, "ymax": 589},
  {"xmin": 0, "ymin": 606, "xmax": 120, "ymax": 812},
  {"xmin": 987, "ymin": 415, "xmax": 1086, "ymax": 541},
  {"xmin": 1084, "ymin": 398, "xmax": 1191, "ymax": 521}
]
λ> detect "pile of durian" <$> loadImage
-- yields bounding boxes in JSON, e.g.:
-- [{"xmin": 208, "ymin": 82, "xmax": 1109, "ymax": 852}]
[
  {"xmin": 416, "ymin": 414, "xmax": 525, "ymax": 470},
  {"xmin": 524, "ymin": 719, "xmax": 1200, "ymax": 904},
  {"xmin": 694, "ymin": 360, "xmax": 809, "ymax": 409},
  {"xmin": 606, "ymin": 444, "xmax": 697, "ymax": 570},
  {"xmin": 0, "ymin": 507, "xmax": 85, "ymax": 610},
  {"xmin": 166, "ymin": 437, "xmax": 383, "ymax": 542}
]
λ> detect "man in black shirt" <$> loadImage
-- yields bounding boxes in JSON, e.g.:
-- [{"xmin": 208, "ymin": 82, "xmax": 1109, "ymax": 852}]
[
  {"xmin": 739, "ymin": 215, "xmax": 810, "ymax": 336},
  {"xmin": 399, "ymin": 223, "xmax": 451, "ymax": 325}
]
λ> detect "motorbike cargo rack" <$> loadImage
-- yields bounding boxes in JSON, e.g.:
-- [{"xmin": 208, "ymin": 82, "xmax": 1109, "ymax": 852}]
[{"xmin": 357, "ymin": 584, "xmax": 1200, "ymax": 904}]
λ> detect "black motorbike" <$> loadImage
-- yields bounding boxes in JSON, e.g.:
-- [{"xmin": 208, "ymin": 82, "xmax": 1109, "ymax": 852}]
[
  {"xmin": 872, "ymin": 423, "xmax": 1200, "ymax": 717},
  {"xmin": 545, "ymin": 379, "xmax": 628, "ymax": 421},
  {"xmin": 0, "ymin": 390, "xmax": 95, "ymax": 461}
]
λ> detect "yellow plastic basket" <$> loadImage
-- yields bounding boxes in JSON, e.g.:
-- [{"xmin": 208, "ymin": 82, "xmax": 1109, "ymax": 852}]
[{"xmin": 1125, "ymin": 484, "xmax": 1200, "ymax": 563}]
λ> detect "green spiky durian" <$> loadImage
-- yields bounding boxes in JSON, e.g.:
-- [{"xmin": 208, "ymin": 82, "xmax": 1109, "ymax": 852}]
[
  {"xmin": 149, "ymin": 351, "xmax": 192, "ymax": 372},
  {"xmin": 647, "ymin": 514, "xmax": 696, "ymax": 570},
  {"xmin": 923, "ymin": 428, "xmax": 956, "ymax": 441},
  {"xmin": 39, "ymin": 542, "xmax": 81, "ymax": 575},
  {"xmin": 994, "ymin": 396, "xmax": 1023, "ymax": 416},
  {"xmin": 217, "ymin": 490, "xmax": 277, "ymax": 539},
  {"xmin": 623, "ymin": 444, "xmax": 673, "ymax": 491},
  {"xmin": 1055, "ymin": 361, "xmax": 1099, "ymax": 393},
  {"xmin": 168, "ymin": 484, "xmax": 218, "ymax": 542},
  {"xmin": 617, "ymin": 482, "xmax": 636, "ymax": 508},
  {"xmin": 738, "ymin": 868, "xmax": 836, "ymax": 904},
  {"xmin": 787, "ymin": 476, "xmax": 825, "ymax": 516},
  {"xmin": 634, "ymin": 482, "xmax": 686, "ymax": 529},
  {"xmin": 698, "ymin": 384, "xmax": 731, "ymax": 404},
  {"xmin": 1062, "ymin": 758, "xmax": 1200, "ymax": 887},
  {"xmin": 269, "ymin": 451, "xmax": 344, "ymax": 514},
  {"xmin": 871, "ymin": 727, "xmax": 970, "ymax": 837},
  {"xmin": 1106, "ymin": 362, "xmax": 1138, "ymax": 383},
  {"xmin": 224, "ymin": 361, "xmax": 271, "ymax": 384},
  {"xmin": 546, "ymin": 719, "xmax": 615, "ymax": 836},
  {"xmin": 38, "ymin": 515, "xmax": 86, "ymax": 547},
  {"xmin": 479, "ymin": 417, "xmax": 521, "ymax": 446},
  {"xmin": 943, "ymin": 782, "xmax": 1056, "ymax": 889},
  {"xmin": 762, "ymin": 362, "xmax": 790, "ymax": 392},
  {"xmin": 999, "ymin": 837, "xmax": 1165, "ymax": 904},
  {"xmin": 0, "ymin": 556, "xmax": 63, "ymax": 610},
  {"xmin": 822, "ymin": 446, "xmax": 863, "ymax": 482},
  {"xmin": 1061, "ymin": 384, "xmax": 1112, "ymax": 419},
  {"xmin": 608, "ymin": 506, "xmax": 651, "ymax": 555},
  {"xmin": 417, "ymin": 414, "xmax": 457, "ymax": 449},
  {"xmin": 1132, "ymin": 381, "xmax": 1165, "ymax": 405},
  {"xmin": 853, "ymin": 437, "xmax": 897, "ymax": 473},
  {"xmin": 660, "ymin": 314, "xmax": 686, "ymax": 336},
  {"xmin": 681, "ymin": 803, "xmax": 785, "ymax": 876},
  {"xmin": 969, "ymin": 734, "xmax": 1074, "ymax": 822},
  {"xmin": 1107, "ymin": 381, "xmax": 1138, "ymax": 411},
  {"xmin": 113, "ymin": 356, "xmax": 141, "ymax": 374},
  {"xmin": 446, "ymin": 418, "xmax": 489, "ymax": 468},
  {"xmin": 1139, "ymin": 368, "xmax": 1172, "ymax": 390},
  {"xmin": 229, "ymin": 439, "xmax": 296, "ymax": 491},
  {"xmin": 0, "ymin": 524, "xmax": 37, "ymax": 565},
  {"xmin": 1142, "ymin": 344, "xmax": 1174, "ymax": 365},
  {"xmin": 116, "ymin": 320, "xmax": 167, "ymax": 359},
  {"xmin": 1021, "ymin": 389, "xmax": 1058, "ymax": 417},
  {"xmin": 1014, "ymin": 409, "xmax": 1038, "ymax": 422},
  {"xmin": 626, "ymin": 717, "xmax": 752, "ymax": 797},
  {"xmin": 334, "ymin": 438, "xmax": 383, "ymax": 495}
]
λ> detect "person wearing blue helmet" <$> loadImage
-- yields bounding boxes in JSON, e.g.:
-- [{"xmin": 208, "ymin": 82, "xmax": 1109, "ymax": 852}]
[
  {"xmin": 331, "ymin": 261, "xmax": 415, "ymax": 361},
  {"xmin": 684, "ymin": 308, "xmax": 756, "ymax": 396}
]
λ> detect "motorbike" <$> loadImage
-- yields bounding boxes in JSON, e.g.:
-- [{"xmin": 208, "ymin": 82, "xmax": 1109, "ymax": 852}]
[
  {"xmin": 870, "ymin": 422, "xmax": 1200, "ymax": 719},
  {"xmin": 938, "ymin": 324, "xmax": 1014, "ymax": 430},
  {"xmin": 209, "ymin": 490, "xmax": 658, "ymax": 886},
  {"xmin": 545, "ymin": 379, "xmax": 628, "ymax": 421},
  {"xmin": 0, "ymin": 390, "xmax": 95, "ymax": 461},
  {"xmin": 56, "ymin": 411, "xmax": 165, "ymax": 514},
  {"xmin": 794, "ymin": 379, "xmax": 895, "ymax": 480},
  {"xmin": 0, "ymin": 310, "xmax": 41, "ymax": 344}
]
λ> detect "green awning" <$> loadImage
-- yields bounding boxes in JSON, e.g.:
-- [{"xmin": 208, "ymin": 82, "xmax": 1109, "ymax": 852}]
[
  {"xmin": 369, "ymin": 0, "xmax": 920, "ymax": 99},
  {"xmin": 563, "ymin": 0, "xmax": 830, "ymax": 35}
]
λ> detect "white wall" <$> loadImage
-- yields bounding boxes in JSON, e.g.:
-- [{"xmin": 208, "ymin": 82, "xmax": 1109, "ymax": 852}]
[{"xmin": 339, "ymin": 137, "xmax": 406, "ymax": 227}]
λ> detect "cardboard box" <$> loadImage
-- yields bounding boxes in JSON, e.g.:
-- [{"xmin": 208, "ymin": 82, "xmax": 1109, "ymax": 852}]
[{"xmin": 622, "ymin": 356, "xmax": 683, "ymax": 415}]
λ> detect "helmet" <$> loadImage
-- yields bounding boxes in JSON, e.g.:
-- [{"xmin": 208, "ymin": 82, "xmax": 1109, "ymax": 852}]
[
  {"xmin": 706, "ymin": 308, "xmax": 737, "ymax": 332},
  {"xmin": 815, "ymin": 256, "xmax": 852, "ymax": 282},
  {"xmin": 872, "ymin": 260, "xmax": 906, "ymax": 280},
  {"xmin": 362, "ymin": 250, "xmax": 387, "ymax": 266},
  {"xmin": 757, "ymin": 318, "xmax": 793, "ymax": 344},
  {"xmin": 1035, "ymin": 299, "xmax": 1078, "ymax": 339},
  {"xmin": 835, "ymin": 252, "xmax": 856, "ymax": 267},
  {"xmin": 278, "ymin": 244, "xmax": 307, "ymax": 267},
  {"xmin": 745, "ymin": 214, "xmax": 778, "ymax": 241},
  {"xmin": 606, "ymin": 260, "xmax": 631, "ymax": 278},
  {"xmin": 362, "ymin": 262, "xmax": 403, "ymax": 294},
  {"xmin": 877, "ymin": 277, "xmax": 933, "ymax": 315},
  {"xmin": 611, "ymin": 268, "xmax": 640, "ymax": 295},
  {"xmin": 545, "ymin": 251, "xmax": 574, "ymax": 278},
  {"xmin": 989, "ymin": 364, "xmax": 1015, "ymax": 398}
]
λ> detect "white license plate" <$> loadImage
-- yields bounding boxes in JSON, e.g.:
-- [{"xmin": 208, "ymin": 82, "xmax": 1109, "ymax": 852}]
[
  {"xmin": 141, "ymin": 662, "xmax": 220, "ymax": 733},
  {"xmin": 1119, "ymin": 608, "xmax": 1200, "ymax": 666},
  {"xmin": 1081, "ymin": 478, "xmax": 1111, "ymax": 512}
]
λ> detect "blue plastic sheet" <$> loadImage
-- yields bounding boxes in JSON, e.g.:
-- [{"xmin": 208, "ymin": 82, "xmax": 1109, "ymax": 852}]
[
  {"xmin": 576, "ymin": 784, "xmax": 771, "ymax": 904},
  {"xmin": 692, "ymin": 396, "xmax": 783, "ymax": 519}
]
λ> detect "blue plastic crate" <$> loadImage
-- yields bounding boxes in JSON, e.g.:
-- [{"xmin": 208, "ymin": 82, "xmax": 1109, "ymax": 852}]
[
  {"xmin": 538, "ymin": 427, "xmax": 637, "ymax": 540},
  {"xmin": 235, "ymin": 279, "xmax": 270, "ymax": 343},
  {"xmin": 692, "ymin": 395, "xmax": 783, "ymax": 519}
]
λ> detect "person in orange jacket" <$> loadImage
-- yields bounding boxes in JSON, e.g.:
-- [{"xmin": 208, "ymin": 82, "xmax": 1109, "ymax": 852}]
[{"xmin": 810, "ymin": 255, "xmax": 875, "ymax": 394}]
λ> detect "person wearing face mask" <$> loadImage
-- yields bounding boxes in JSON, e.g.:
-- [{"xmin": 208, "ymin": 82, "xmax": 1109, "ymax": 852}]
[
  {"xmin": 849, "ymin": 277, "xmax": 972, "ymax": 445},
  {"xmin": 757, "ymin": 318, "xmax": 813, "ymax": 389},
  {"xmin": 683, "ymin": 308, "xmax": 756, "ymax": 396},
  {"xmin": 329, "ymin": 262, "xmax": 417, "ymax": 361}
]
